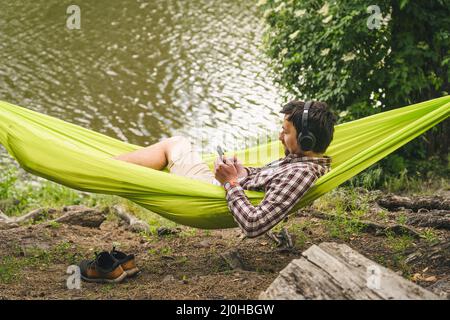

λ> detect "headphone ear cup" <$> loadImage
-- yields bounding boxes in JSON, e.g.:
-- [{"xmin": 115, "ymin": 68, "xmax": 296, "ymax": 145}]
[{"xmin": 298, "ymin": 133, "xmax": 316, "ymax": 151}]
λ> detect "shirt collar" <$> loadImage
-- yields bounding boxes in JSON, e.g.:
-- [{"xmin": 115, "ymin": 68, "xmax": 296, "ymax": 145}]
[{"xmin": 283, "ymin": 153, "xmax": 332, "ymax": 171}]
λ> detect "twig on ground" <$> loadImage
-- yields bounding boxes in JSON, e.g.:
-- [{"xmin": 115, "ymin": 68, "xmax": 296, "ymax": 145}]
[{"xmin": 265, "ymin": 227, "xmax": 295, "ymax": 249}]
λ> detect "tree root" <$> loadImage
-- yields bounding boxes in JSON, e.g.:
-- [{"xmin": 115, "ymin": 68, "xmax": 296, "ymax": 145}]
[
  {"xmin": 406, "ymin": 210, "xmax": 450, "ymax": 230},
  {"xmin": 377, "ymin": 194, "xmax": 450, "ymax": 211},
  {"xmin": 0, "ymin": 206, "xmax": 106, "ymax": 229},
  {"xmin": 0, "ymin": 208, "xmax": 45, "ymax": 228},
  {"xmin": 377, "ymin": 194, "xmax": 450, "ymax": 230},
  {"xmin": 405, "ymin": 240, "xmax": 450, "ymax": 266}
]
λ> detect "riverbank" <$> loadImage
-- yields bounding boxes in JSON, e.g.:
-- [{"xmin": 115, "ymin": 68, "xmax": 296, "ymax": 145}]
[{"xmin": 0, "ymin": 162, "xmax": 448, "ymax": 299}]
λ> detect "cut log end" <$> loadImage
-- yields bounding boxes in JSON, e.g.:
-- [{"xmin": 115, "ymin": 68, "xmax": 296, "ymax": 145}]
[{"xmin": 260, "ymin": 242, "xmax": 441, "ymax": 300}]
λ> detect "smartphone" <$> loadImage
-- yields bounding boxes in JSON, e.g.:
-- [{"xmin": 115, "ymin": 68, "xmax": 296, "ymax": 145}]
[{"xmin": 216, "ymin": 145, "xmax": 225, "ymax": 159}]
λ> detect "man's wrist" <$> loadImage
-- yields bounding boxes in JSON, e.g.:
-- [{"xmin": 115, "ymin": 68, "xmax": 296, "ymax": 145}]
[{"xmin": 223, "ymin": 179, "xmax": 239, "ymax": 191}]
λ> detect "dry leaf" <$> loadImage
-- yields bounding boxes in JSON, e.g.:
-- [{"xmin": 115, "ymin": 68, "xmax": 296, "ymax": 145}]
[
  {"xmin": 424, "ymin": 276, "xmax": 437, "ymax": 282},
  {"xmin": 412, "ymin": 273, "xmax": 422, "ymax": 281}
]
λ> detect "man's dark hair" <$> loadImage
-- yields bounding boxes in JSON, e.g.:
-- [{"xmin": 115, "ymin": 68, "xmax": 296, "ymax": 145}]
[{"xmin": 280, "ymin": 100, "xmax": 337, "ymax": 153}]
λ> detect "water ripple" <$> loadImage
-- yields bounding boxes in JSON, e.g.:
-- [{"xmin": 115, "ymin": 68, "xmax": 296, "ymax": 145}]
[{"xmin": 0, "ymin": 0, "xmax": 285, "ymax": 149}]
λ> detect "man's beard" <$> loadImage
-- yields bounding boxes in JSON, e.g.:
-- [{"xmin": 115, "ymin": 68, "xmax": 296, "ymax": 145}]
[{"xmin": 284, "ymin": 148, "xmax": 290, "ymax": 156}]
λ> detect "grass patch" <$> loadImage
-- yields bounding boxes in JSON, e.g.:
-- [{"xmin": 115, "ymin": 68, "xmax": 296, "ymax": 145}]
[
  {"xmin": 203, "ymin": 230, "xmax": 212, "ymax": 237},
  {"xmin": 382, "ymin": 171, "xmax": 449, "ymax": 195},
  {"xmin": 386, "ymin": 232, "xmax": 415, "ymax": 253},
  {"xmin": 315, "ymin": 188, "xmax": 372, "ymax": 240},
  {"xmin": 324, "ymin": 212, "xmax": 365, "ymax": 240},
  {"xmin": 376, "ymin": 209, "xmax": 389, "ymax": 222},
  {"xmin": 0, "ymin": 164, "xmax": 121, "ymax": 217},
  {"xmin": 420, "ymin": 228, "xmax": 439, "ymax": 245},
  {"xmin": 0, "ymin": 256, "xmax": 24, "ymax": 283},
  {"xmin": 179, "ymin": 228, "xmax": 198, "ymax": 238},
  {"xmin": 159, "ymin": 246, "xmax": 173, "ymax": 256},
  {"xmin": 314, "ymin": 187, "xmax": 378, "ymax": 214},
  {"xmin": 0, "ymin": 163, "xmax": 180, "ymax": 238},
  {"xmin": 100, "ymin": 283, "xmax": 115, "ymax": 293},
  {"xmin": 0, "ymin": 241, "xmax": 78, "ymax": 284},
  {"xmin": 345, "ymin": 162, "xmax": 449, "ymax": 195},
  {"xmin": 384, "ymin": 232, "xmax": 415, "ymax": 277},
  {"xmin": 396, "ymin": 213, "xmax": 408, "ymax": 225},
  {"xmin": 147, "ymin": 245, "xmax": 173, "ymax": 256},
  {"xmin": 287, "ymin": 220, "xmax": 312, "ymax": 248}
]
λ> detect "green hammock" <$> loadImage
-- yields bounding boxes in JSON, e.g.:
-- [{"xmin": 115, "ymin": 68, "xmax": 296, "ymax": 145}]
[{"xmin": 0, "ymin": 97, "xmax": 449, "ymax": 229}]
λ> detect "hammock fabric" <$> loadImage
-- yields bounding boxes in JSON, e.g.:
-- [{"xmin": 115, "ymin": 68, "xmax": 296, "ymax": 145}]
[{"xmin": 0, "ymin": 97, "xmax": 449, "ymax": 229}]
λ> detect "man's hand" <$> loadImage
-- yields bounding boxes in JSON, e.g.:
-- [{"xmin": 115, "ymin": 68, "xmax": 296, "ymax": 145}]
[
  {"xmin": 233, "ymin": 154, "xmax": 248, "ymax": 179},
  {"xmin": 214, "ymin": 155, "xmax": 239, "ymax": 185}
]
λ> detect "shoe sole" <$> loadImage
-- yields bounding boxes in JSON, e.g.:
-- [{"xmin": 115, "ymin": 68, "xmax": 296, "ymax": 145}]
[
  {"xmin": 81, "ymin": 272, "xmax": 127, "ymax": 283},
  {"xmin": 124, "ymin": 267, "xmax": 140, "ymax": 277}
]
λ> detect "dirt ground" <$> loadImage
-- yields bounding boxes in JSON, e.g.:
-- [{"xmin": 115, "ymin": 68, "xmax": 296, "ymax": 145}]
[{"xmin": 0, "ymin": 192, "xmax": 449, "ymax": 300}]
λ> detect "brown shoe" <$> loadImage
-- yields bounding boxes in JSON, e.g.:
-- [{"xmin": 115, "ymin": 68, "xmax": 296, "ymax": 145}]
[
  {"xmin": 79, "ymin": 251, "xmax": 127, "ymax": 283},
  {"xmin": 111, "ymin": 247, "xmax": 140, "ymax": 277}
]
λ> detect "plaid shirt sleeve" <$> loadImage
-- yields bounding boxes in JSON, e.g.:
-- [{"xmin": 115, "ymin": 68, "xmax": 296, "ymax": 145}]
[
  {"xmin": 244, "ymin": 167, "xmax": 262, "ymax": 176},
  {"xmin": 225, "ymin": 169, "xmax": 317, "ymax": 238}
]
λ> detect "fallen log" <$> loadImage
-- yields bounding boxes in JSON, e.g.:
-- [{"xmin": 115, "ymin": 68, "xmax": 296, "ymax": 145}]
[
  {"xmin": 377, "ymin": 195, "xmax": 450, "ymax": 211},
  {"xmin": 112, "ymin": 205, "xmax": 150, "ymax": 233},
  {"xmin": 260, "ymin": 242, "xmax": 440, "ymax": 300},
  {"xmin": 53, "ymin": 205, "xmax": 106, "ymax": 228}
]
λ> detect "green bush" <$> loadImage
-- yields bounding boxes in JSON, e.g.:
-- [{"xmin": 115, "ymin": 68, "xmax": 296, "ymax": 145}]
[{"xmin": 260, "ymin": 0, "xmax": 450, "ymax": 179}]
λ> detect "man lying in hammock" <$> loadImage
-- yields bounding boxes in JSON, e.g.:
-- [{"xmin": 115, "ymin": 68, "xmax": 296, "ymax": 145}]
[{"xmin": 115, "ymin": 101, "xmax": 336, "ymax": 238}]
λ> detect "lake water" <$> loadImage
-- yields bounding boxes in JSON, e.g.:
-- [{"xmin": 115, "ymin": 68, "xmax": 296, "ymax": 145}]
[{"xmin": 0, "ymin": 0, "xmax": 285, "ymax": 154}]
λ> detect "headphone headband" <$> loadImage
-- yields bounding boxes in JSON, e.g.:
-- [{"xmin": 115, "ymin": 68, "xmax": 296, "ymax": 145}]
[
  {"xmin": 302, "ymin": 101, "xmax": 313, "ymax": 135},
  {"xmin": 298, "ymin": 100, "xmax": 316, "ymax": 152}
]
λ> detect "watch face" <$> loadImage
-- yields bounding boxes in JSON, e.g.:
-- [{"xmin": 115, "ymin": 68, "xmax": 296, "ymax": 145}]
[{"xmin": 224, "ymin": 182, "xmax": 230, "ymax": 189}]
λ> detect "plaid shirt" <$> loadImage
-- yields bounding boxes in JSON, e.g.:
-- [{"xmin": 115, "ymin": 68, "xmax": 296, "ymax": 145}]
[{"xmin": 225, "ymin": 154, "xmax": 331, "ymax": 238}]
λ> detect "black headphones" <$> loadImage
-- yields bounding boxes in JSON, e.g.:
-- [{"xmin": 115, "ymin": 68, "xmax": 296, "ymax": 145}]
[{"xmin": 297, "ymin": 100, "xmax": 316, "ymax": 152}]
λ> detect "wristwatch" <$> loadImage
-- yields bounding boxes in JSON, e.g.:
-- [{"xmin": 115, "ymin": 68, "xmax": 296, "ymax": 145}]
[{"xmin": 224, "ymin": 179, "xmax": 238, "ymax": 191}]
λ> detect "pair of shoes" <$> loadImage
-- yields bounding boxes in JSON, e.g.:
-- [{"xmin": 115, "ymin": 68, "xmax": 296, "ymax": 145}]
[{"xmin": 79, "ymin": 247, "xmax": 139, "ymax": 283}]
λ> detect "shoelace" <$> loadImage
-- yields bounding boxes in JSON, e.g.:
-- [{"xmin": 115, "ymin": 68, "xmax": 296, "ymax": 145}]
[{"xmin": 87, "ymin": 252, "xmax": 99, "ymax": 270}]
